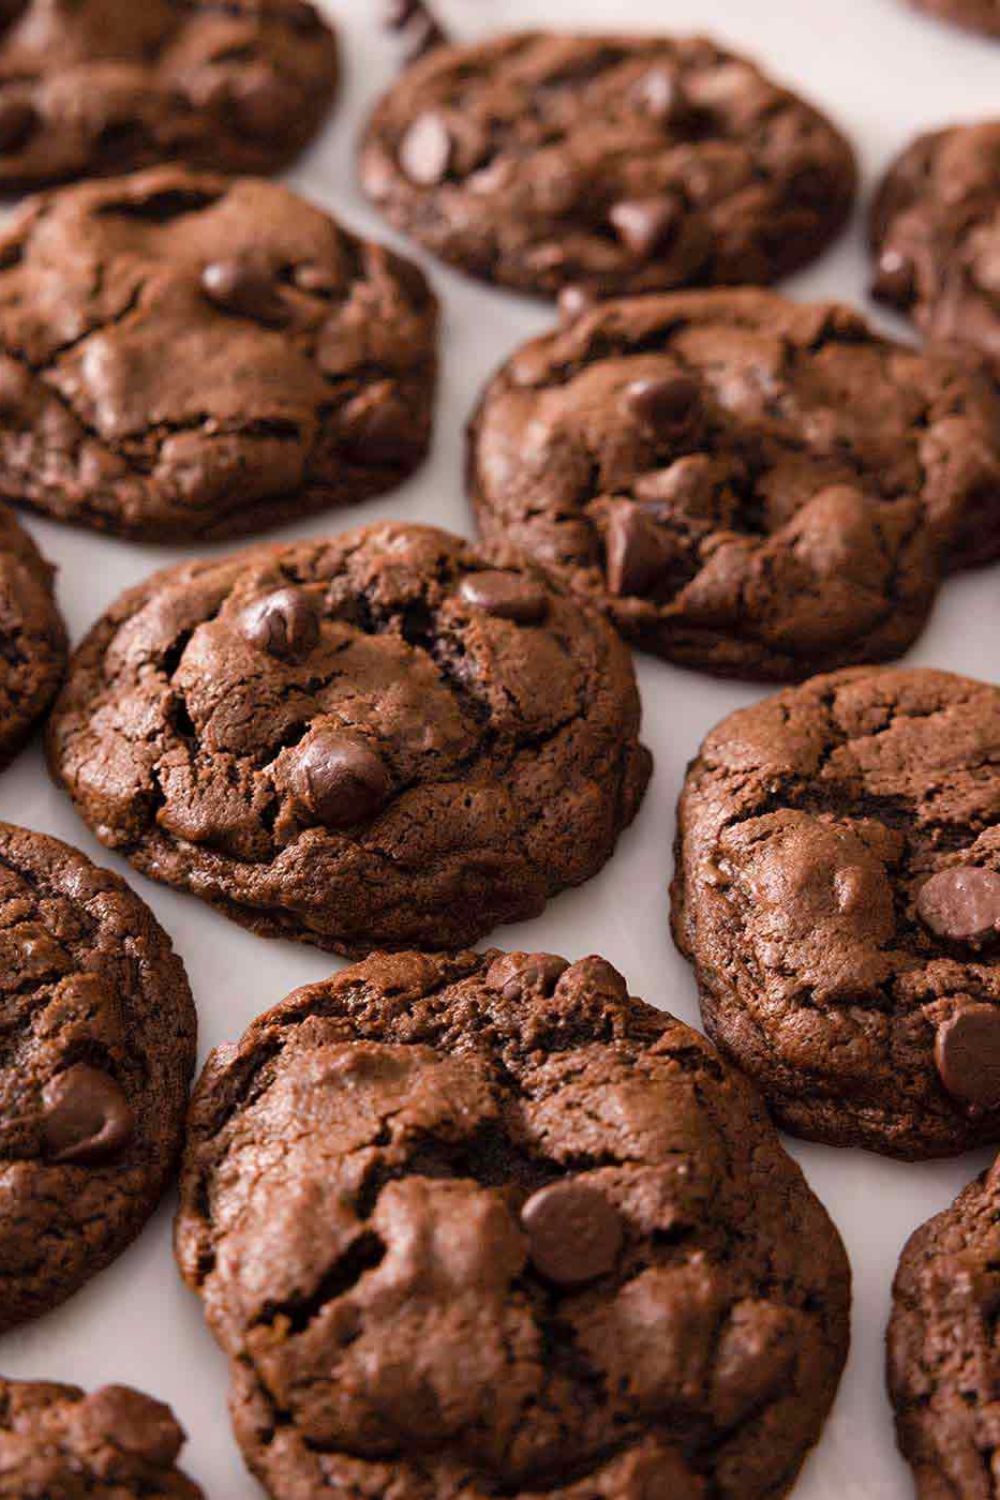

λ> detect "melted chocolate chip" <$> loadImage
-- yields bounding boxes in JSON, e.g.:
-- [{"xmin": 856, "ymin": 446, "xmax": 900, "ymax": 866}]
[
  {"xmin": 605, "ymin": 502, "xmax": 676, "ymax": 597},
  {"xmin": 41, "ymin": 1065, "xmax": 134, "ymax": 1166},
  {"xmin": 624, "ymin": 374, "xmax": 702, "ymax": 435},
  {"xmin": 609, "ymin": 196, "xmax": 680, "ymax": 259},
  {"xmin": 459, "ymin": 571, "xmax": 549, "ymax": 624},
  {"xmin": 399, "ymin": 111, "xmax": 451, "ymax": 185},
  {"xmin": 484, "ymin": 951, "xmax": 569, "ymax": 1001},
  {"xmin": 521, "ymin": 1180, "xmax": 624, "ymax": 1287},
  {"xmin": 917, "ymin": 867, "xmax": 1000, "ymax": 944},
  {"xmin": 239, "ymin": 587, "xmax": 320, "ymax": 660},
  {"xmin": 292, "ymin": 733, "xmax": 390, "ymax": 828},
  {"xmin": 873, "ymin": 247, "xmax": 916, "ymax": 308},
  {"xmin": 201, "ymin": 256, "xmax": 291, "ymax": 327},
  {"xmin": 935, "ymin": 1002, "xmax": 1000, "ymax": 1107}
]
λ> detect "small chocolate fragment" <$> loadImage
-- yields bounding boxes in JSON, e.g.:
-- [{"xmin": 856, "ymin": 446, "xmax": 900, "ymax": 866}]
[
  {"xmin": 484, "ymin": 951, "xmax": 569, "ymax": 1001},
  {"xmin": 201, "ymin": 256, "xmax": 291, "ymax": 327},
  {"xmin": 917, "ymin": 867, "xmax": 1000, "ymax": 944},
  {"xmin": 624, "ymin": 374, "xmax": 702, "ymax": 435},
  {"xmin": 521, "ymin": 1180, "xmax": 624, "ymax": 1287},
  {"xmin": 459, "ymin": 571, "xmax": 548, "ymax": 624},
  {"xmin": 239, "ymin": 587, "xmax": 320, "ymax": 660},
  {"xmin": 873, "ymin": 247, "xmax": 916, "ymax": 309},
  {"xmin": 292, "ymin": 732, "xmax": 390, "ymax": 828},
  {"xmin": 605, "ymin": 502, "xmax": 676, "ymax": 597},
  {"xmin": 935, "ymin": 1002, "xmax": 1000, "ymax": 1107},
  {"xmin": 609, "ymin": 196, "xmax": 680, "ymax": 259},
  {"xmin": 399, "ymin": 111, "xmax": 451, "ymax": 186},
  {"xmin": 41, "ymin": 1064, "xmax": 135, "ymax": 1165}
]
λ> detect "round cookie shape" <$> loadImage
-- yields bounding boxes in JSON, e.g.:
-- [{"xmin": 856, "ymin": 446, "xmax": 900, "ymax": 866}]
[
  {"xmin": 872, "ymin": 121, "xmax": 1000, "ymax": 377},
  {"xmin": 670, "ymin": 665, "xmax": 1000, "ymax": 1158},
  {"xmin": 470, "ymin": 288, "xmax": 1000, "ymax": 682},
  {"xmin": 0, "ymin": 166, "xmax": 438, "ymax": 542},
  {"xmin": 360, "ymin": 32, "xmax": 857, "ymax": 299},
  {"xmin": 47, "ymin": 523, "xmax": 651, "ymax": 955},
  {"xmin": 0, "ymin": 822, "xmax": 195, "ymax": 1330},
  {"xmin": 176, "ymin": 948, "xmax": 851, "ymax": 1500},
  {"xmin": 906, "ymin": 0, "xmax": 1000, "ymax": 34},
  {"xmin": 889, "ymin": 1156, "xmax": 1000, "ymax": 1499},
  {"xmin": 0, "ymin": 0, "xmax": 338, "ymax": 191},
  {"xmin": 0, "ymin": 503, "xmax": 66, "ymax": 768},
  {"xmin": 0, "ymin": 1376, "xmax": 203, "ymax": 1497}
]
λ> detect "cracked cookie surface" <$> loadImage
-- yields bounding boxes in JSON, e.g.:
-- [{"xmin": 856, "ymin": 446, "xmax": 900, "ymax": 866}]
[
  {"xmin": 0, "ymin": 166, "xmax": 438, "ymax": 542},
  {"xmin": 889, "ymin": 1156, "xmax": 1000, "ymax": 1500},
  {"xmin": 872, "ymin": 120, "xmax": 1000, "ymax": 378},
  {"xmin": 47, "ymin": 523, "xmax": 651, "ymax": 955},
  {"xmin": 906, "ymin": 0, "xmax": 1000, "ymax": 34},
  {"xmin": 671, "ymin": 666, "xmax": 1000, "ymax": 1158},
  {"xmin": 0, "ymin": 1376, "xmax": 203, "ymax": 1498},
  {"xmin": 0, "ymin": 821, "xmax": 195, "ymax": 1331},
  {"xmin": 175, "ymin": 947, "xmax": 851, "ymax": 1500},
  {"xmin": 469, "ymin": 288, "xmax": 1000, "ymax": 682},
  {"xmin": 0, "ymin": 0, "xmax": 338, "ymax": 191},
  {"xmin": 360, "ymin": 32, "xmax": 856, "ymax": 299},
  {"xmin": 0, "ymin": 503, "xmax": 66, "ymax": 767}
]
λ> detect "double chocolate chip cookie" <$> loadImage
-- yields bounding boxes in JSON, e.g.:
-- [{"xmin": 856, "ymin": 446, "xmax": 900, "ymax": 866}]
[
  {"xmin": 0, "ymin": 0, "xmax": 338, "ymax": 192},
  {"xmin": 0, "ymin": 822, "xmax": 195, "ymax": 1331},
  {"xmin": 176, "ymin": 948, "xmax": 851, "ymax": 1500},
  {"xmin": 361, "ymin": 32, "xmax": 856, "ymax": 299},
  {"xmin": 889, "ymin": 1155, "xmax": 1000, "ymax": 1500},
  {"xmin": 672, "ymin": 666, "xmax": 1000, "ymax": 1159},
  {"xmin": 0, "ymin": 166, "xmax": 438, "ymax": 542},
  {"xmin": 0, "ymin": 1377, "xmax": 202, "ymax": 1497},
  {"xmin": 470, "ymin": 288, "xmax": 1000, "ymax": 681},
  {"xmin": 873, "ymin": 120, "xmax": 999, "ymax": 378},
  {"xmin": 906, "ymin": 0, "xmax": 1000, "ymax": 35},
  {"xmin": 0, "ymin": 504, "xmax": 65, "ymax": 767},
  {"xmin": 48, "ymin": 523, "xmax": 650, "ymax": 955}
]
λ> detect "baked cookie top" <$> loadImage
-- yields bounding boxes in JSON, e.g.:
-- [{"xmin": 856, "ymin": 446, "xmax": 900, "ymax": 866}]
[
  {"xmin": 0, "ymin": 503, "xmax": 65, "ymax": 767},
  {"xmin": 48, "ymin": 523, "xmax": 650, "ymax": 954},
  {"xmin": 0, "ymin": 1377, "xmax": 202, "ymax": 1498},
  {"xmin": 176, "ymin": 947, "xmax": 850, "ymax": 1500},
  {"xmin": 361, "ymin": 32, "xmax": 856, "ymax": 298},
  {"xmin": 0, "ymin": 166, "xmax": 438, "ymax": 541},
  {"xmin": 470, "ymin": 288, "xmax": 1000, "ymax": 681},
  {"xmin": 873, "ymin": 119, "xmax": 999, "ymax": 376},
  {"xmin": 671, "ymin": 666, "xmax": 1000, "ymax": 1158},
  {"xmin": 0, "ymin": 0, "xmax": 338, "ymax": 190},
  {"xmin": 0, "ymin": 821, "xmax": 195, "ymax": 1331}
]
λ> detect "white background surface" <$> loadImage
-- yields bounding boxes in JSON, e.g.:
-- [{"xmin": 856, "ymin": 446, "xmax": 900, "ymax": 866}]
[{"xmin": 0, "ymin": 1, "xmax": 997, "ymax": 1495}]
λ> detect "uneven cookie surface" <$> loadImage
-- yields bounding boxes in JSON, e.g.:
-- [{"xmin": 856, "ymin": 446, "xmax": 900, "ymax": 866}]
[
  {"xmin": 176, "ymin": 948, "xmax": 851, "ymax": 1500},
  {"xmin": 0, "ymin": 0, "xmax": 338, "ymax": 190},
  {"xmin": 873, "ymin": 121, "xmax": 1000, "ymax": 376},
  {"xmin": 360, "ymin": 32, "xmax": 856, "ymax": 298},
  {"xmin": 0, "ymin": 166, "xmax": 438, "ymax": 541},
  {"xmin": 470, "ymin": 289, "xmax": 1000, "ymax": 681},
  {"xmin": 0, "ymin": 503, "xmax": 66, "ymax": 767},
  {"xmin": 671, "ymin": 666, "xmax": 1000, "ymax": 1158},
  {"xmin": 48, "ymin": 523, "xmax": 650, "ymax": 954},
  {"xmin": 0, "ymin": 822, "xmax": 196, "ymax": 1331},
  {"xmin": 906, "ymin": 0, "xmax": 1000, "ymax": 34},
  {"xmin": 889, "ymin": 1157, "xmax": 1000, "ymax": 1500},
  {"xmin": 0, "ymin": 1377, "xmax": 202, "ymax": 1498}
]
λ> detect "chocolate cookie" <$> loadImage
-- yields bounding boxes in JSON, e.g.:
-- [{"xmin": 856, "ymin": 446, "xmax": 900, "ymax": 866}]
[
  {"xmin": 176, "ymin": 947, "xmax": 851, "ymax": 1500},
  {"xmin": 873, "ymin": 121, "xmax": 999, "ymax": 377},
  {"xmin": 889, "ymin": 1156, "xmax": 1000, "ymax": 1499},
  {"xmin": 0, "ymin": 166, "xmax": 438, "ymax": 542},
  {"xmin": 906, "ymin": 0, "xmax": 1000, "ymax": 35},
  {"xmin": 470, "ymin": 289, "xmax": 1000, "ymax": 682},
  {"xmin": 0, "ymin": 0, "xmax": 337, "ymax": 192},
  {"xmin": 0, "ymin": 1377, "xmax": 202, "ymax": 1498},
  {"xmin": 360, "ymin": 32, "xmax": 857, "ymax": 299},
  {"xmin": 48, "ymin": 523, "xmax": 650, "ymax": 955},
  {"xmin": 671, "ymin": 666, "xmax": 1000, "ymax": 1159},
  {"xmin": 0, "ymin": 503, "xmax": 65, "ymax": 767},
  {"xmin": 0, "ymin": 822, "xmax": 195, "ymax": 1330}
]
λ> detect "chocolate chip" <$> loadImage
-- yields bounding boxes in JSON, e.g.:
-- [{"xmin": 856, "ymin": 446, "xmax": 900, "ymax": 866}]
[
  {"xmin": 239, "ymin": 587, "xmax": 320, "ymax": 660},
  {"xmin": 935, "ymin": 1002, "xmax": 1000, "ymax": 1107},
  {"xmin": 201, "ymin": 256, "xmax": 291, "ymax": 327},
  {"xmin": 634, "ymin": 454, "xmax": 716, "ymax": 518},
  {"xmin": 484, "ymin": 952, "xmax": 569, "ymax": 1001},
  {"xmin": 399, "ymin": 111, "xmax": 452, "ymax": 185},
  {"xmin": 521, "ymin": 1180, "xmax": 623, "ymax": 1287},
  {"xmin": 605, "ymin": 502, "xmax": 676, "ymax": 597},
  {"xmin": 459, "ymin": 571, "xmax": 549, "ymax": 624},
  {"xmin": 608, "ymin": 196, "xmax": 680, "ymax": 259},
  {"xmin": 0, "ymin": 97, "xmax": 37, "ymax": 153},
  {"xmin": 917, "ymin": 867, "xmax": 1000, "ymax": 944},
  {"xmin": 41, "ymin": 1065, "xmax": 134, "ymax": 1166},
  {"xmin": 292, "ymin": 733, "xmax": 390, "ymax": 828},
  {"xmin": 624, "ymin": 374, "xmax": 702, "ymax": 435},
  {"xmin": 873, "ymin": 247, "xmax": 916, "ymax": 308}
]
